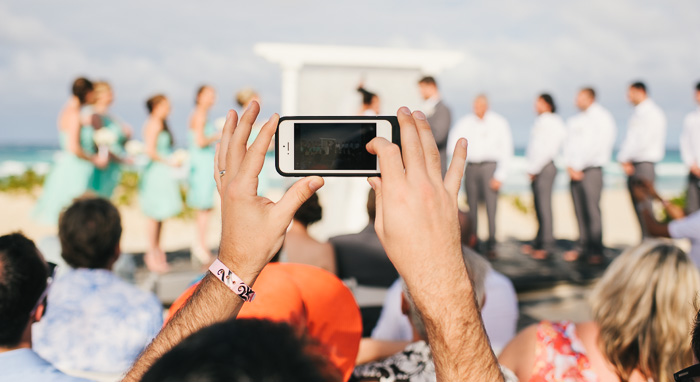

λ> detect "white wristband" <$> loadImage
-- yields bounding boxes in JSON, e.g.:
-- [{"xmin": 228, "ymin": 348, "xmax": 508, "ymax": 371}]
[{"xmin": 209, "ymin": 259, "xmax": 256, "ymax": 302}]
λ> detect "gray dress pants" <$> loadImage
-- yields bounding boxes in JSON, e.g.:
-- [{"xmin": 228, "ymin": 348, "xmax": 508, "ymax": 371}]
[
  {"xmin": 627, "ymin": 162, "xmax": 655, "ymax": 238},
  {"xmin": 686, "ymin": 173, "xmax": 700, "ymax": 214},
  {"xmin": 465, "ymin": 162, "xmax": 498, "ymax": 247},
  {"xmin": 532, "ymin": 162, "xmax": 557, "ymax": 250},
  {"xmin": 570, "ymin": 167, "xmax": 603, "ymax": 254}
]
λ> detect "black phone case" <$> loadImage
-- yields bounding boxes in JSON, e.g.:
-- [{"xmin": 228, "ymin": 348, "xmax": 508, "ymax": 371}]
[{"xmin": 275, "ymin": 115, "xmax": 401, "ymax": 177}]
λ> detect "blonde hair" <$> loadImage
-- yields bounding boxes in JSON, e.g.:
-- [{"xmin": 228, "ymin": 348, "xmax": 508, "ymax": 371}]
[
  {"xmin": 590, "ymin": 240, "xmax": 700, "ymax": 382},
  {"xmin": 93, "ymin": 81, "xmax": 111, "ymax": 94},
  {"xmin": 235, "ymin": 88, "xmax": 257, "ymax": 108}
]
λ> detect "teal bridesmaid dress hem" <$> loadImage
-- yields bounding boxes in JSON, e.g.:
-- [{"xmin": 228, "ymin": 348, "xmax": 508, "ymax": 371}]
[
  {"xmin": 138, "ymin": 130, "xmax": 183, "ymax": 221},
  {"xmin": 186, "ymin": 121, "xmax": 217, "ymax": 210}
]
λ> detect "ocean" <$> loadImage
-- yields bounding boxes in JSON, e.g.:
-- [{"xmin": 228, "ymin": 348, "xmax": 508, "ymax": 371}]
[{"xmin": 0, "ymin": 145, "xmax": 689, "ymax": 195}]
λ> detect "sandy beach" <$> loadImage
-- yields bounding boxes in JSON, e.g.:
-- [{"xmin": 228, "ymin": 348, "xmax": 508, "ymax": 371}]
[{"xmin": 1, "ymin": 187, "xmax": 686, "ymax": 255}]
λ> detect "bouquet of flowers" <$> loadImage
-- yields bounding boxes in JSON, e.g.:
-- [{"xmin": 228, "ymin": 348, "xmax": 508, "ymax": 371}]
[
  {"xmin": 93, "ymin": 128, "xmax": 118, "ymax": 160},
  {"xmin": 214, "ymin": 117, "xmax": 227, "ymax": 131},
  {"xmin": 124, "ymin": 140, "xmax": 145, "ymax": 156},
  {"xmin": 170, "ymin": 148, "xmax": 189, "ymax": 166}
]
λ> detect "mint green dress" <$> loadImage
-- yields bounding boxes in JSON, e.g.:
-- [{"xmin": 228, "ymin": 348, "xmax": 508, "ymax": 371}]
[
  {"xmin": 138, "ymin": 131, "xmax": 182, "ymax": 221},
  {"xmin": 186, "ymin": 122, "xmax": 217, "ymax": 209},
  {"xmin": 33, "ymin": 128, "xmax": 96, "ymax": 224},
  {"xmin": 91, "ymin": 114, "xmax": 127, "ymax": 198}
]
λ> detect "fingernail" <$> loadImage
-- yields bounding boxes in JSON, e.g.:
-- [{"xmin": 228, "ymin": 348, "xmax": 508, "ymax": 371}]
[
  {"xmin": 461, "ymin": 139, "xmax": 468, "ymax": 148},
  {"xmin": 308, "ymin": 178, "xmax": 321, "ymax": 191},
  {"xmin": 413, "ymin": 110, "xmax": 426, "ymax": 120},
  {"xmin": 367, "ymin": 178, "xmax": 375, "ymax": 189},
  {"xmin": 399, "ymin": 107, "xmax": 411, "ymax": 115}
]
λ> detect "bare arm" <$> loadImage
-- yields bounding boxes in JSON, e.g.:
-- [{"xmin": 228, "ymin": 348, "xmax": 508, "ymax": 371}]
[
  {"xmin": 367, "ymin": 108, "xmax": 503, "ymax": 381},
  {"xmin": 640, "ymin": 205, "xmax": 671, "ymax": 238},
  {"xmin": 356, "ymin": 339, "xmax": 411, "ymax": 365},
  {"xmin": 498, "ymin": 324, "xmax": 538, "ymax": 382},
  {"xmin": 190, "ymin": 111, "xmax": 220, "ymax": 148},
  {"xmin": 123, "ymin": 102, "xmax": 323, "ymax": 381},
  {"xmin": 143, "ymin": 119, "xmax": 166, "ymax": 163}
]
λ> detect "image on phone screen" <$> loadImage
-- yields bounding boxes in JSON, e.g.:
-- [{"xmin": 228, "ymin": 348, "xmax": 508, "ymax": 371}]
[{"xmin": 294, "ymin": 123, "xmax": 377, "ymax": 171}]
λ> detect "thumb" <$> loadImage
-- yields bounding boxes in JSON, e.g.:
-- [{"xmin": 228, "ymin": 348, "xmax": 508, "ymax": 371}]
[{"xmin": 275, "ymin": 176, "xmax": 325, "ymax": 221}]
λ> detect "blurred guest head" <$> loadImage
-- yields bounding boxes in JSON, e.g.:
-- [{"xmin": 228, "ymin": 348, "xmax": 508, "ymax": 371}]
[
  {"xmin": 473, "ymin": 94, "xmax": 489, "ymax": 119},
  {"xmin": 0, "ymin": 233, "xmax": 48, "ymax": 349},
  {"xmin": 628, "ymin": 81, "xmax": 648, "ymax": 106},
  {"xmin": 367, "ymin": 189, "xmax": 376, "ymax": 222},
  {"xmin": 146, "ymin": 94, "xmax": 170, "ymax": 119},
  {"xmin": 401, "ymin": 247, "xmax": 490, "ymax": 341},
  {"xmin": 141, "ymin": 319, "xmax": 338, "ymax": 382},
  {"xmin": 576, "ymin": 87, "xmax": 596, "ymax": 111},
  {"xmin": 418, "ymin": 76, "xmax": 439, "ymax": 100},
  {"xmin": 72, "ymin": 77, "xmax": 95, "ymax": 105},
  {"xmin": 458, "ymin": 209, "xmax": 476, "ymax": 249},
  {"xmin": 93, "ymin": 81, "xmax": 114, "ymax": 108},
  {"xmin": 235, "ymin": 88, "xmax": 259, "ymax": 109},
  {"xmin": 590, "ymin": 241, "xmax": 700, "ymax": 382},
  {"xmin": 59, "ymin": 197, "xmax": 122, "ymax": 270},
  {"xmin": 196, "ymin": 85, "xmax": 216, "ymax": 108},
  {"xmin": 358, "ymin": 86, "xmax": 380, "ymax": 115},
  {"xmin": 695, "ymin": 82, "xmax": 700, "ymax": 105},
  {"xmin": 293, "ymin": 193, "xmax": 323, "ymax": 228},
  {"xmin": 536, "ymin": 93, "xmax": 556, "ymax": 114}
]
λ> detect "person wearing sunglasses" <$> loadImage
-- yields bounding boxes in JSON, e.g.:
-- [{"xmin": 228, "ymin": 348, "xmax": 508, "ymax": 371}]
[{"xmin": 0, "ymin": 233, "xmax": 89, "ymax": 382}]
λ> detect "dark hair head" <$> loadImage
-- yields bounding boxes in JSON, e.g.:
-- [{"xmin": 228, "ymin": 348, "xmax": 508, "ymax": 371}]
[
  {"xmin": 357, "ymin": 87, "xmax": 377, "ymax": 106},
  {"xmin": 0, "ymin": 233, "xmax": 47, "ymax": 347},
  {"xmin": 72, "ymin": 77, "xmax": 94, "ymax": 105},
  {"xmin": 693, "ymin": 309, "xmax": 700, "ymax": 362},
  {"xmin": 146, "ymin": 94, "xmax": 173, "ymax": 144},
  {"xmin": 631, "ymin": 81, "xmax": 647, "ymax": 93},
  {"xmin": 367, "ymin": 188, "xmax": 376, "ymax": 222},
  {"xmin": 696, "ymin": 82, "xmax": 700, "ymax": 92},
  {"xmin": 59, "ymin": 197, "xmax": 122, "ymax": 269},
  {"xmin": 581, "ymin": 87, "xmax": 596, "ymax": 99},
  {"xmin": 293, "ymin": 193, "xmax": 323, "ymax": 227},
  {"xmin": 141, "ymin": 319, "xmax": 339, "ymax": 382},
  {"xmin": 418, "ymin": 76, "xmax": 437, "ymax": 87},
  {"xmin": 539, "ymin": 93, "xmax": 557, "ymax": 113},
  {"xmin": 195, "ymin": 85, "xmax": 211, "ymax": 105}
]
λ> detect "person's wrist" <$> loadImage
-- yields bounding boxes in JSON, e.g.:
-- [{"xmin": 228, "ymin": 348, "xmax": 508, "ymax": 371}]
[{"xmin": 217, "ymin": 244, "xmax": 266, "ymax": 285}]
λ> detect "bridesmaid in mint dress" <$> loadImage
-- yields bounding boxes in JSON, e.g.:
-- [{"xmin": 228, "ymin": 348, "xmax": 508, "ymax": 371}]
[
  {"xmin": 187, "ymin": 85, "xmax": 221, "ymax": 265},
  {"xmin": 139, "ymin": 94, "xmax": 182, "ymax": 273},
  {"xmin": 91, "ymin": 81, "xmax": 131, "ymax": 198},
  {"xmin": 33, "ymin": 78, "xmax": 108, "ymax": 224}
]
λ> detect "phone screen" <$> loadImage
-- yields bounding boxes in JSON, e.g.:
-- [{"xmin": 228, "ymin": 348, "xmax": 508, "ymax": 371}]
[{"xmin": 294, "ymin": 123, "xmax": 377, "ymax": 170}]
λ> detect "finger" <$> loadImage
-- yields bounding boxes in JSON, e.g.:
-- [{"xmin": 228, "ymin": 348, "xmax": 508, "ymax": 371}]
[
  {"xmin": 396, "ymin": 107, "xmax": 426, "ymax": 175},
  {"xmin": 218, "ymin": 110, "xmax": 237, "ymax": 183},
  {"xmin": 366, "ymin": 137, "xmax": 405, "ymax": 184},
  {"xmin": 412, "ymin": 110, "xmax": 442, "ymax": 182},
  {"xmin": 214, "ymin": 142, "xmax": 222, "ymax": 195},
  {"xmin": 274, "ymin": 176, "xmax": 325, "ymax": 221},
  {"xmin": 367, "ymin": 177, "xmax": 384, "ymax": 239},
  {"xmin": 227, "ymin": 101, "xmax": 260, "ymax": 179},
  {"xmin": 444, "ymin": 139, "xmax": 468, "ymax": 197},
  {"xmin": 239, "ymin": 114, "xmax": 279, "ymax": 179}
]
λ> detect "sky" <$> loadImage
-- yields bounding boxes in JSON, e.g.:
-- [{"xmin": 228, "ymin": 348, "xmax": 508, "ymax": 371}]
[{"xmin": 1, "ymin": 0, "xmax": 699, "ymax": 149}]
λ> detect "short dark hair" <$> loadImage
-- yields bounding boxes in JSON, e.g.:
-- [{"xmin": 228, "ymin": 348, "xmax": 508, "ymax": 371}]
[
  {"xmin": 539, "ymin": 93, "xmax": 557, "ymax": 113},
  {"xmin": 357, "ymin": 87, "xmax": 377, "ymax": 106},
  {"xmin": 631, "ymin": 81, "xmax": 647, "ymax": 93},
  {"xmin": 141, "ymin": 319, "xmax": 339, "ymax": 382},
  {"xmin": 293, "ymin": 193, "xmax": 323, "ymax": 227},
  {"xmin": 418, "ymin": 76, "xmax": 437, "ymax": 87},
  {"xmin": 59, "ymin": 197, "xmax": 122, "ymax": 269},
  {"xmin": 0, "ymin": 233, "xmax": 47, "ymax": 347},
  {"xmin": 72, "ymin": 77, "xmax": 94, "ymax": 105},
  {"xmin": 695, "ymin": 82, "xmax": 700, "ymax": 92},
  {"xmin": 581, "ymin": 87, "xmax": 596, "ymax": 99}
]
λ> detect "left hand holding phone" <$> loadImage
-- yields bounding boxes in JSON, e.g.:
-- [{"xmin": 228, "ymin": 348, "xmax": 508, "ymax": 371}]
[{"xmin": 214, "ymin": 101, "xmax": 324, "ymax": 281}]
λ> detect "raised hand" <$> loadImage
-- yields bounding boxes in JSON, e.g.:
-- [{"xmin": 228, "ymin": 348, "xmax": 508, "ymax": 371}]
[{"xmin": 214, "ymin": 101, "xmax": 323, "ymax": 280}]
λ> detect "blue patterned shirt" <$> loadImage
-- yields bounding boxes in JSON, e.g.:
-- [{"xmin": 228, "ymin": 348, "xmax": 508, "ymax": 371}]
[
  {"xmin": 32, "ymin": 268, "xmax": 163, "ymax": 374},
  {"xmin": 0, "ymin": 349, "xmax": 91, "ymax": 382}
]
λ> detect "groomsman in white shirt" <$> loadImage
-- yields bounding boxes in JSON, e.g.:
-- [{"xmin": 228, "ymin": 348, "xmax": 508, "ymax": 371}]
[
  {"xmin": 618, "ymin": 81, "xmax": 667, "ymax": 238},
  {"xmin": 680, "ymin": 82, "xmax": 700, "ymax": 214},
  {"xmin": 522, "ymin": 94, "xmax": 566, "ymax": 260},
  {"xmin": 564, "ymin": 88, "xmax": 616, "ymax": 264},
  {"xmin": 418, "ymin": 76, "xmax": 452, "ymax": 175},
  {"xmin": 447, "ymin": 94, "xmax": 513, "ymax": 257}
]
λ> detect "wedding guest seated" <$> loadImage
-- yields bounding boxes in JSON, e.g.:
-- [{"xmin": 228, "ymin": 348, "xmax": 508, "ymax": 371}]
[
  {"xmin": 166, "ymin": 262, "xmax": 362, "ymax": 381},
  {"xmin": 283, "ymin": 192, "xmax": 336, "ymax": 273},
  {"xmin": 352, "ymin": 275, "xmax": 518, "ymax": 382},
  {"xmin": 499, "ymin": 241, "xmax": 699, "ymax": 382},
  {"xmin": 32, "ymin": 197, "xmax": 163, "ymax": 374},
  {"xmin": 330, "ymin": 189, "xmax": 399, "ymax": 335},
  {"xmin": 141, "ymin": 319, "xmax": 339, "ymax": 382},
  {"xmin": 0, "ymin": 233, "xmax": 90, "ymax": 382}
]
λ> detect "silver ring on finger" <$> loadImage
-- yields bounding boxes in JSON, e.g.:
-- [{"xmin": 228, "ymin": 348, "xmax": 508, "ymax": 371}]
[{"xmin": 219, "ymin": 170, "xmax": 226, "ymax": 177}]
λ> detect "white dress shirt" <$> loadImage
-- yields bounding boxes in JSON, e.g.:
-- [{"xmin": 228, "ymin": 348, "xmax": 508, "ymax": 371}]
[
  {"xmin": 447, "ymin": 111, "xmax": 513, "ymax": 181},
  {"xmin": 564, "ymin": 103, "xmax": 617, "ymax": 171},
  {"xmin": 526, "ymin": 112, "xmax": 567, "ymax": 175},
  {"xmin": 617, "ymin": 98, "xmax": 667, "ymax": 163},
  {"xmin": 680, "ymin": 108, "xmax": 700, "ymax": 169}
]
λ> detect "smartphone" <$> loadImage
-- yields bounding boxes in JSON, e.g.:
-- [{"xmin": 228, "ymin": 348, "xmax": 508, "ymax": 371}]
[{"xmin": 275, "ymin": 116, "xmax": 400, "ymax": 177}]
